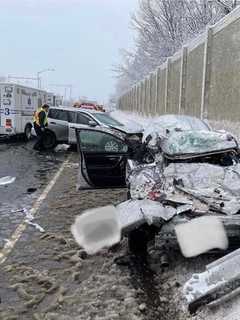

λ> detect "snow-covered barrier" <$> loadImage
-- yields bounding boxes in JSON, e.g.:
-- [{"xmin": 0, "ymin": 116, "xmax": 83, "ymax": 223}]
[
  {"xmin": 184, "ymin": 248, "xmax": 240, "ymax": 313},
  {"xmin": 118, "ymin": 6, "xmax": 240, "ymax": 122}
]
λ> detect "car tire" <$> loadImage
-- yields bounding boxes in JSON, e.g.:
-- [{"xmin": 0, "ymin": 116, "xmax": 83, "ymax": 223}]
[
  {"xmin": 128, "ymin": 225, "xmax": 159, "ymax": 255},
  {"xmin": 43, "ymin": 130, "xmax": 57, "ymax": 150},
  {"xmin": 128, "ymin": 228, "xmax": 148, "ymax": 255},
  {"xmin": 24, "ymin": 124, "xmax": 32, "ymax": 141}
]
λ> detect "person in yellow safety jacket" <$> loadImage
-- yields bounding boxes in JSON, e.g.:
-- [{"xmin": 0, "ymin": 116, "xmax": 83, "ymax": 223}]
[{"xmin": 33, "ymin": 104, "xmax": 50, "ymax": 151}]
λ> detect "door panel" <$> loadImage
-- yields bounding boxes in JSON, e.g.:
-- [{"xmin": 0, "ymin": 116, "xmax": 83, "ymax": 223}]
[
  {"xmin": 48, "ymin": 109, "xmax": 69, "ymax": 142},
  {"xmin": 77, "ymin": 129, "xmax": 128, "ymax": 188},
  {"xmin": 83, "ymin": 154, "xmax": 127, "ymax": 187},
  {"xmin": 68, "ymin": 112, "xmax": 95, "ymax": 144}
]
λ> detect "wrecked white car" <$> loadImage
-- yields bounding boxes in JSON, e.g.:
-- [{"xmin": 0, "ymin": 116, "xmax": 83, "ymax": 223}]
[
  {"xmin": 74, "ymin": 114, "xmax": 240, "ymax": 252},
  {"xmin": 125, "ymin": 115, "xmax": 240, "ymax": 252},
  {"xmin": 72, "ymin": 114, "xmax": 240, "ymax": 312}
]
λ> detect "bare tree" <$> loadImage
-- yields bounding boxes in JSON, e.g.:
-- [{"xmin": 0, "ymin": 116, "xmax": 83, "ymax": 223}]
[
  {"xmin": 214, "ymin": 0, "xmax": 238, "ymax": 14},
  {"xmin": 114, "ymin": 0, "xmax": 238, "ymax": 97}
]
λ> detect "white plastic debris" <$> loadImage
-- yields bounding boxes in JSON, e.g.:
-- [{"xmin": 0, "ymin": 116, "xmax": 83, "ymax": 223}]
[
  {"xmin": 10, "ymin": 208, "xmax": 25, "ymax": 214},
  {"xmin": 71, "ymin": 205, "xmax": 121, "ymax": 255},
  {"xmin": 117, "ymin": 199, "xmax": 177, "ymax": 231},
  {"xmin": 54, "ymin": 144, "xmax": 70, "ymax": 152},
  {"xmin": 23, "ymin": 208, "xmax": 45, "ymax": 233},
  {"xmin": 25, "ymin": 221, "xmax": 45, "ymax": 233},
  {"xmin": 0, "ymin": 176, "xmax": 16, "ymax": 186},
  {"xmin": 175, "ymin": 216, "xmax": 228, "ymax": 258}
]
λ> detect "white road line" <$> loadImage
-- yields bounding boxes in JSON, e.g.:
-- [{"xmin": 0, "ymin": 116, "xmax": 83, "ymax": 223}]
[{"xmin": 0, "ymin": 157, "xmax": 70, "ymax": 265}]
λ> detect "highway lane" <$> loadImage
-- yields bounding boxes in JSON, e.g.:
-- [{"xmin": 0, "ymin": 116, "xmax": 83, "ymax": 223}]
[{"xmin": 0, "ymin": 139, "xmax": 69, "ymax": 248}]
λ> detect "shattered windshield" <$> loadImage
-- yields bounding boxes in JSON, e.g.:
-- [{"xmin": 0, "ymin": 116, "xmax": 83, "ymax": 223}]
[{"xmin": 162, "ymin": 130, "xmax": 237, "ymax": 156}]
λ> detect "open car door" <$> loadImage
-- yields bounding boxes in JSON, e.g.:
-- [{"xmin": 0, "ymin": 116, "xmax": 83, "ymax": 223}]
[{"xmin": 76, "ymin": 128, "xmax": 129, "ymax": 189}]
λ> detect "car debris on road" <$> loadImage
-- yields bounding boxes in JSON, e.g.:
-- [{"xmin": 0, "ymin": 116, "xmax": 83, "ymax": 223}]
[{"xmin": 0, "ymin": 176, "xmax": 16, "ymax": 186}]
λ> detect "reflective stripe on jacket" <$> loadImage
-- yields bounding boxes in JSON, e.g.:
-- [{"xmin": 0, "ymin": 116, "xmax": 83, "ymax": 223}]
[{"xmin": 33, "ymin": 108, "xmax": 48, "ymax": 127}]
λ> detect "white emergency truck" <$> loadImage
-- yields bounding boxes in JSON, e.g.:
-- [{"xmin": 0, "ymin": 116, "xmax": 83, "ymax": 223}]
[{"xmin": 0, "ymin": 83, "xmax": 51, "ymax": 140}]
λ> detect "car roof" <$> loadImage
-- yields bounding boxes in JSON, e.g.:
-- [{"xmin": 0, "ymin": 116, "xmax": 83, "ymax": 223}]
[
  {"xmin": 156, "ymin": 114, "xmax": 205, "ymax": 122},
  {"xmin": 49, "ymin": 106, "xmax": 104, "ymax": 115},
  {"xmin": 147, "ymin": 114, "xmax": 211, "ymax": 130}
]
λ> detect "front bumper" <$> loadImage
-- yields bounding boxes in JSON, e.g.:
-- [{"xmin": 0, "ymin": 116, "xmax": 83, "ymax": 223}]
[{"xmin": 0, "ymin": 126, "xmax": 15, "ymax": 137}]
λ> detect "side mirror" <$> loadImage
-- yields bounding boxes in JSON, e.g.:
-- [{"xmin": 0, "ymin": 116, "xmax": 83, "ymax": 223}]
[
  {"xmin": 89, "ymin": 121, "xmax": 97, "ymax": 127},
  {"xmin": 145, "ymin": 134, "xmax": 152, "ymax": 144}
]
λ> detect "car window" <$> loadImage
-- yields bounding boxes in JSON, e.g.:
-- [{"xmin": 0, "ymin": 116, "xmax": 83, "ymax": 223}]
[
  {"xmin": 48, "ymin": 109, "xmax": 68, "ymax": 121},
  {"xmin": 58, "ymin": 110, "xmax": 68, "ymax": 121},
  {"xmin": 68, "ymin": 111, "xmax": 77, "ymax": 123},
  {"xmin": 78, "ymin": 130, "xmax": 128, "ymax": 153},
  {"xmin": 48, "ymin": 109, "xmax": 58, "ymax": 119},
  {"xmin": 94, "ymin": 113, "xmax": 124, "ymax": 127},
  {"xmin": 77, "ymin": 113, "xmax": 94, "ymax": 125}
]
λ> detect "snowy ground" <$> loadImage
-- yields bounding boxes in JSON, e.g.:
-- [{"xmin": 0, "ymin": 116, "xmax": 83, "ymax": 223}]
[{"xmin": 1, "ymin": 112, "xmax": 240, "ymax": 320}]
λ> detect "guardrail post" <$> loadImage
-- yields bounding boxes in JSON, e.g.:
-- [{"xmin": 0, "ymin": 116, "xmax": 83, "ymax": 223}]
[
  {"xmin": 201, "ymin": 27, "xmax": 213, "ymax": 119},
  {"xmin": 164, "ymin": 58, "xmax": 171, "ymax": 113},
  {"xmin": 179, "ymin": 46, "xmax": 188, "ymax": 114},
  {"xmin": 139, "ymin": 81, "xmax": 143, "ymax": 115},
  {"xmin": 145, "ymin": 76, "xmax": 150, "ymax": 116},
  {"xmin": 138, "ymin": 83, "xmax": 141, "ymax": 114},
  {"xmin": 155, "ymin": 67, "xmax": 161, "ymax": 115},
  {"xmin": 148, "ymin": 73, "xmax": 153, "ymax": 116},
  {"xmin": 151, "ymin": 72, "xmax": 157, "ymax": 116}
]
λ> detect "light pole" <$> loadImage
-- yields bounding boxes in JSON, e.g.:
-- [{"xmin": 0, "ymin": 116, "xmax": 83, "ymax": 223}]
[
  {"xmin": 37, "ymin": 68, "xmax": 55, "ymax": 89},
  {"xmin": 49, "ymin": 84, "xmax": 73, "ymax": 103}
]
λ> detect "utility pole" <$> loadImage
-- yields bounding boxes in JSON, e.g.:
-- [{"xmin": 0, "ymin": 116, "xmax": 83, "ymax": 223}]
[
  {"xmin": 49, "ymin": 84, "xmax": 73, "ymax": 103},
  {"xmin": 37, "ymin": 68, "xmax": 55, "ymax": 89}
]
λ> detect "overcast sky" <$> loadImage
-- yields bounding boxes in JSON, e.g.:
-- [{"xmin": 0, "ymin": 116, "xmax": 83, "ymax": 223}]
[{"xmin": 0, "ymin": 0, "xmax": 138, "ymax": 103}]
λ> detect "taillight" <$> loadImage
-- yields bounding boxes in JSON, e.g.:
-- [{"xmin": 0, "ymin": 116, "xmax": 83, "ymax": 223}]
[{"xmin": 5, "ymin": 119, "xmax": 12, "ymax": 128}]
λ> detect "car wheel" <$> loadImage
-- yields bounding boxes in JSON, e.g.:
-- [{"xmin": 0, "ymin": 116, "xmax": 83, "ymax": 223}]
[
  {"xmin": 24, "ymin": 124, "xmax": 32, "ymax": 141},
  {"xmin": 128, "ymin": 228, "xmax": 148, "ymax": 255},
  {"xmin": 128, "ymin": 225, "xmax": 159, "ymax": 255},
  {"xmin": 43, "ymin": 130, "xmax": 57, "ymax": 150}
]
